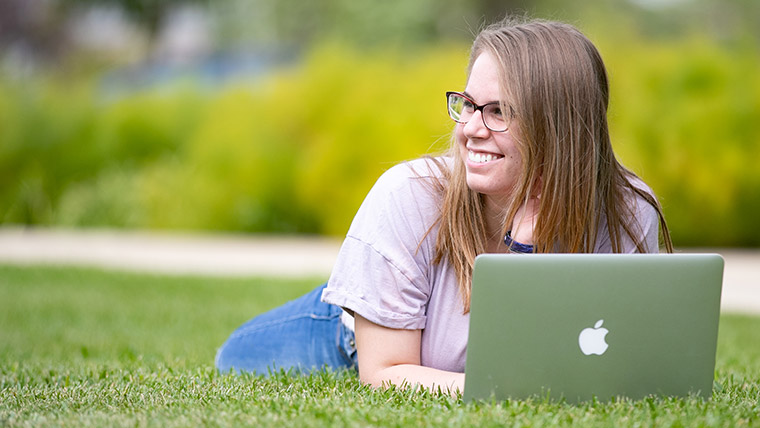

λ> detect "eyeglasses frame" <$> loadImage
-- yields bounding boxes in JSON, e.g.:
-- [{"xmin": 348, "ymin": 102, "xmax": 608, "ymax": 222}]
[{"xmin": 445, "ymin": 91, "xmax": 512, "ymax": 133}]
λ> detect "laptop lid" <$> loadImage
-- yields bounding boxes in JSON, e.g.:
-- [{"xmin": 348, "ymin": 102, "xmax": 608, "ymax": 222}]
[{"xmin": 463, "ymin": 253, "xmax": 724, "ymax": 403}]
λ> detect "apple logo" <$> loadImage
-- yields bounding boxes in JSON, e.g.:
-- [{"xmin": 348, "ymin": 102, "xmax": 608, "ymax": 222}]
[{"xmin": 578, "ymin": 319, "xmax": 609, "ymax": 356}]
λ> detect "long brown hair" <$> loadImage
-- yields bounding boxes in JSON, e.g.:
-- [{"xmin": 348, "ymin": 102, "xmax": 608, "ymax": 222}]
[{"xmin": 431, "ymin": 18, "xmax": 673, "ymax": 313}]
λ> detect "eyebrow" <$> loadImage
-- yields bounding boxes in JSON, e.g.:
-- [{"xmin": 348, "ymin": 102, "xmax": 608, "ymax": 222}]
[{"xmin": 462, "ymin": 90, "xmax": 500, "ymax": 106}]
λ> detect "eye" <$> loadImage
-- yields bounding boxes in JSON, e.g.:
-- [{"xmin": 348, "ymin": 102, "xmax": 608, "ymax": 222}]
[
  {"xmin": 462, "ymin": 99, "xmax": 475, "ymax": 112},
  {"xmin": 485, "ymin": 104, "xmax": 504, "ymax": 118}
]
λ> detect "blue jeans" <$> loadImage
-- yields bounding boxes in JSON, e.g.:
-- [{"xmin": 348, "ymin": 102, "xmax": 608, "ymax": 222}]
[{"xmin": 215, "ymin": 283, "xmax": 358, "ymax": 375}]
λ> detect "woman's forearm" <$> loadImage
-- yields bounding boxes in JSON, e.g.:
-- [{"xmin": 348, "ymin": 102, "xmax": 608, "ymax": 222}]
[{"xmin": 363, "ymin": 364, "xmax": 465, "ymax": 395}]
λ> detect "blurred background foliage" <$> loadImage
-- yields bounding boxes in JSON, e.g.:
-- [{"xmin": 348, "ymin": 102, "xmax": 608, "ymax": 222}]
[{"xmin": 1, "ymin": 0, "xmax": 758, "ymax": 246}]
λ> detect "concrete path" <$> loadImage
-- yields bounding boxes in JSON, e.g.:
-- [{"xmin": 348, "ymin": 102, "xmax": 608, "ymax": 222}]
[{"xmin": 0, "ymin": 227, "xmax": 758, "ymax": 315}]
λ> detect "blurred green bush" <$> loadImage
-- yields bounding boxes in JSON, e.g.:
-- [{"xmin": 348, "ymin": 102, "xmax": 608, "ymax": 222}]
[
  {"xmin": 601, "ymin": 36, "xmax": 760, "ymax": 246},
  {"xmin": 1, "ymin": 37, "xmax": 758, "ymax": 246}
]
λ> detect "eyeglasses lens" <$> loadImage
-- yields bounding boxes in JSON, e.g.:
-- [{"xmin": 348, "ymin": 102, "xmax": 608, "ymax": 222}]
[
  {"xmin": 447, "ymin": 94, "xmax": 465, "ymax": 122},
  {"xmin": 484, "ymin": 105, "xmax": 507, "ymax": 131}
]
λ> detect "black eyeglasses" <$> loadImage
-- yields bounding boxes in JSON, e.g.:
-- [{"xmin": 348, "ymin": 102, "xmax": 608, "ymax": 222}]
[{"xmin": 446, "ymin": 91, "xmax": 512, "ymax": 132}]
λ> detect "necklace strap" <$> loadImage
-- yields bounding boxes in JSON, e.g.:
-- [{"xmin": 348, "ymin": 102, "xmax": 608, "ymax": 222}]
[{"xmin": 504, "ymin": 230, "xmax": 535, "ymax": 254}]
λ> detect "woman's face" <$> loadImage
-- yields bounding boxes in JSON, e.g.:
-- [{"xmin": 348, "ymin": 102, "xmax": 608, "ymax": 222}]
[{"xmin": 456, "ymin": 52, "xmax": 523, "ymax": 206}]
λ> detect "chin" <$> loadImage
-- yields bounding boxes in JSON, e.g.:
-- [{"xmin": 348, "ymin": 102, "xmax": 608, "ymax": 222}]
[
  {"xmin": 466, "ymin": 178, "xmax": 494, "ymax": 196},
  {"xmin": 466, "ymin": 175, "xmax": 513, "ymax": 200}
]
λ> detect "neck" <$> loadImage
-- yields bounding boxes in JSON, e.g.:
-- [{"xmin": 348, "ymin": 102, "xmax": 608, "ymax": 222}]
[{"xmin": 483, "ymin": 194, "xmax": 508, "ymax": 253}]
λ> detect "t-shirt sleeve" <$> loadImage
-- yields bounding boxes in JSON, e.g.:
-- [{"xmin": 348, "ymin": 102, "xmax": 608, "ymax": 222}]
[
  {"xmin": 595, "ymin": 179, "xmax": 661, "ymax": 253},
  {"xmin": 321, "ymin": 160, "xmax": 441, "ymax": 330},
  {"xmin": 620, "ymin": 193, "xmax": 660, "ymax": 253}
]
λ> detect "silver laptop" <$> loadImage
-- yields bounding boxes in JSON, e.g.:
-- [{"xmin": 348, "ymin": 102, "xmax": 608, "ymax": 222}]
[{"xmin": 463, "ymin": 253, "xmax": 724, "ymax": 403}]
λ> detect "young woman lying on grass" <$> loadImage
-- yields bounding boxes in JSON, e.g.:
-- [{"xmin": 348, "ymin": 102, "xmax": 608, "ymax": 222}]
[{"xmin": 215, "ymin": 16, "xmax": 673, "ymax": 394}]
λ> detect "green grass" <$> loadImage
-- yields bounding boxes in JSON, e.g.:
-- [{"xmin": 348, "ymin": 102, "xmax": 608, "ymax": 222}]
[{"xmin": 1, "ymin": 264, "xmax": 759, "ymax": 427}]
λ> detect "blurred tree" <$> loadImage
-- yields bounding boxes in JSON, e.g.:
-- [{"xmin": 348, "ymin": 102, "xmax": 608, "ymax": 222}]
[
  {"xmin": 209, "ymin": 0, "xmax": 541, "ymax": 51},
  {"xmin": 59, "ymin": 0, "xmax": 209, "ymax": 39},
  {"xmin": 5, "ymin": 0, "xmax": 757, "ymax": 69},
  {"xmin": 0, "ymin": 0, "xmax": 68, "ymax": 63}
]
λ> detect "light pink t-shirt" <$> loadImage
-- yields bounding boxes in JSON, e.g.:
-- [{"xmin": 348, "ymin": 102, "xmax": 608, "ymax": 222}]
[{"xmin": 321, "ymin": 157, "xmax": 659, "ymax": 373}]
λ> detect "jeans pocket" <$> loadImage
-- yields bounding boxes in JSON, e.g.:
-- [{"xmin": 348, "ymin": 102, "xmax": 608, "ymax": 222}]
[{"xmin": 336, "ymin": 321, "xmax": 358, "ymax": 370}]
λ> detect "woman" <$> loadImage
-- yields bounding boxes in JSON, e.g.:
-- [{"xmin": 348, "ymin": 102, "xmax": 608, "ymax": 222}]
[{"xmin": 215, "ymin": 17, "xmax": 673, "ymax": 394}]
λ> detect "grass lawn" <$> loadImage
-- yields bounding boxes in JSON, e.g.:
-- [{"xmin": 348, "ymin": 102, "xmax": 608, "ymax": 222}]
[{"xmin": 1, "ymin": 264, "xmax": 759, "ymax": 427}]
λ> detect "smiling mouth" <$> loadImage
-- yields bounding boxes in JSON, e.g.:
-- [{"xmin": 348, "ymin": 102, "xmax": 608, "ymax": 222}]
[{"xmin": 468, "ymin": 150, "xmax": 504, "ymax": 164}]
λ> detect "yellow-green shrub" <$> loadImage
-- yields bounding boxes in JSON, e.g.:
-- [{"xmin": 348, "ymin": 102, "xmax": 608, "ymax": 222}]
[
  {"xmin": 2, "ymin": 37, "xmax": 759, "ymax": 246},
  {"xmin": 602, "ymin": 37, "xmax": 760, "ymax": 246},
  {"xmin": 133, "ymin": 43, "xmax": 466, "ymax": 234}
]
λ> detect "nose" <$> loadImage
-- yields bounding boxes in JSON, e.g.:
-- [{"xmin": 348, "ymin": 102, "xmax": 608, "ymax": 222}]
[{"xmin": 462, "ymin": 109, "xmax": 490, "ymax": 139}]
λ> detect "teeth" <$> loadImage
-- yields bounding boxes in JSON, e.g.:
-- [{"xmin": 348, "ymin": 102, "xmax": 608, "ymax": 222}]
[{"xmin": 469, "ymin": 150, "xmax": 497, "ymax": 163}]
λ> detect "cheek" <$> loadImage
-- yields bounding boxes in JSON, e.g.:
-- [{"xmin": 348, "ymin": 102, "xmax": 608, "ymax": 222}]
[
  {"xmin": 454, "ymin": 124, "xmax": 466, "ymax": 144},
  {"xmin": 498, "ymin": 133, "xmax": 522, "ymax": 160},
  {"xmin": 454, "ymin": 126, "xmax": 468, "ymax": 159}
]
